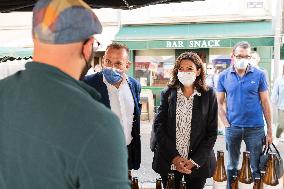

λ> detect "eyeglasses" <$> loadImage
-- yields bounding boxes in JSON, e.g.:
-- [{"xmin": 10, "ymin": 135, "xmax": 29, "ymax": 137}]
[
  {"xmin": 104, "ymin": 59, "xmax": 123, "ymax": 68},
  {"xmin": 234, "ymin": 55, "xmax": 251, "ymax": 60}
]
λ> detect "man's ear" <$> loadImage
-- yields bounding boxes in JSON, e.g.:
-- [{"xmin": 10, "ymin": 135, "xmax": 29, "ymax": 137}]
[
  {"xmin": 126, "ymin": 61, "xmax": 132, "ymax": 70},
  {"xmin": 82, "ymin": 37, "xmax": 94, "ymax": 60},
  {"xmin": 230, "ymin": 52, "xmax": 235, "ymax": 65},
  {"xmin": 101, "ymin": 55, "xmax": 106, "ymax": 68}
]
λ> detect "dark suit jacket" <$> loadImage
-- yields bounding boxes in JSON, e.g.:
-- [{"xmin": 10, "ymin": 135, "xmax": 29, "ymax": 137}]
[
  {"xmin": 84, "ymin": 72, "xmax": 141, "ymax": 170},
  {"xmin": 152, "ymin": 87, "xmax": 218, "ymax": 178}
]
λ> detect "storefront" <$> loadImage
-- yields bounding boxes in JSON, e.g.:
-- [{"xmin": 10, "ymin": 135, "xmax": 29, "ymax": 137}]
[{"xmin": 115, "ymin": 21, "xmax": 274, "ymax": 105}]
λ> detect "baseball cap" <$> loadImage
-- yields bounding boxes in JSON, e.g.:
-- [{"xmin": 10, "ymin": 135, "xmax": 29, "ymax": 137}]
[{"xmin": 32, "ymin": 0, "xmax": 102, "ymax": 44}]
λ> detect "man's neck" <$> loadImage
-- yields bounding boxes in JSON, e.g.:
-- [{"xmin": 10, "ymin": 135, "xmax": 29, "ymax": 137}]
[
  {"xmin": 113, "ymin": 74, "xmax": 127, "ymax": 89},
  {"xmin": 33, "ymin": 57, "xmax": 82, "ymax": 80},
  {"xmin": 33, "ymin": 41, "xmax": 83, "ymax": 80},
  {"xmin": 113, "ymin": 80, "xmax": 122, "ymax": 89},
  {"xmin": 234, "ymin": 66, "xmax": 247, "ymax": 77}
]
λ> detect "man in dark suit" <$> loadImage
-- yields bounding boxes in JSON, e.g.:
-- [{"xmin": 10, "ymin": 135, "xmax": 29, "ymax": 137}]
[{"xmin": 84, "ymin": 43, "xmax": 141, "ymax": 170}]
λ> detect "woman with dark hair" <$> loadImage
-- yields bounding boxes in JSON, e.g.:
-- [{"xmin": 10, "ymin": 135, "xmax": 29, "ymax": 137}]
[{"xmin": 152, "ymin": 52, "xmax": 218, "ymax": 189}]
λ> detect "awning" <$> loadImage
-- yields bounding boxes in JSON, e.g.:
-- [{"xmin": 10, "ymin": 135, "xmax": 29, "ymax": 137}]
[
  {"xmin": 115, "ymin": 21, "xmax": 274, "ymax": 49},
  {"xmin": 0, "ymin": 0, "xmax": 204, "ymax": 12},
  {"xmin": 0, "ymin": 47, "xmax": 33, "ymax": 58}
]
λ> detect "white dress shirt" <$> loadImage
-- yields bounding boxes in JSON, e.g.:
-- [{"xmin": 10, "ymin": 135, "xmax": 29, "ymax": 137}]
[
  {"xmin": 103, "ymin": 75, "xmax": 134, "ymax": 145},
  {"xmin": 271, "ymin": 75, "xmax": 284, "ymax": 110}
]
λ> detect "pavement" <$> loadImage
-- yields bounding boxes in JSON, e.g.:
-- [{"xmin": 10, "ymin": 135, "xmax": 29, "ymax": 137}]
[{"xmin": 132, "ymin": 120, "xmax": 284, "ymax": 189}]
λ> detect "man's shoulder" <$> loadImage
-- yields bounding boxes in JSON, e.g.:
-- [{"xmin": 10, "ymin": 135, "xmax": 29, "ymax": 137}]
[
  {"xmin": 83, "ymin": 72, "xmax": 105, "ymax": 90},
  {"xmin": 127, "ymin": 76, "xmax": 140, "ymax": 86},
  {"xmin": 251, "ymin": 66, "xmax": 265, "ymax": 74},
  {"xmin": 127, "ymin": 76, "xmax": 141, "ymax": 94},
  {"xmin": 84, "ymin": 72, "xmax": 103, "ymax": 83},
  {"xmin": 0, "ymin": 74, "xmax": 13, "ymax": 99},
  {"xmin": 218, "ymin": 68, "xmax": 230, "ymax": 80},
  {"xmin": 251, "ymin": 67, "xmax": 268, "ymax": 80},
  {"xmin": 220, "ymin": 67, "xmax": 231, "ymax": 75}
]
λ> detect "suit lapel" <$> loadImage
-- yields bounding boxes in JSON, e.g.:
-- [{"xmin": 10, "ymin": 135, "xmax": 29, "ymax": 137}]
[
  {"xmin": 190, "ymin": 94, "xmax": 201, "ymax": 143},
  {"xmin": 127, "ymin": 79, "xmax": 139, "ymax": 117},
  {"xmin": 97, "ymin": 73, "xmax": 111, "ymax": 108},
  {"xmin": 168, "ymin": 89, "xmax": 177, "ymax": 135}
]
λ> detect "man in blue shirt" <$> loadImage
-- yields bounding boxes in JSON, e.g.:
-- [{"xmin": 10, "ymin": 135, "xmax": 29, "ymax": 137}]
[
  {"xmin": 271, "ymin": 65, "xmax": 284, "ymax": 138},
  {"xmin": 217, "ymin": 41, "xmax": 272, "ymax": 188}
]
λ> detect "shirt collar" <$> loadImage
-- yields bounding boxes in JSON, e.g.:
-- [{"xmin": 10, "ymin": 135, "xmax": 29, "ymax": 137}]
[
  {"xmin": 103, "ymin": 74, "xmax": 128, "ymax": 90},
  {"xmin": 247, "ymin": 65, "xmax": 255, "ymax": 73},
  {"xmin": 177, "ymin": 88, "xmax": 201, "ymax": 97}
]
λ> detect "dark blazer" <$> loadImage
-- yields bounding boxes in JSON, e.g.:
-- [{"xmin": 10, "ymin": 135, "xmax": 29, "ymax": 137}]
[
  {"xmin": 84, "ymin": 72, "xmax": 141, "ymax": 170},
  {"xmin": 152, "ymin": 87, "xmax": 218, "ymax": 178}
]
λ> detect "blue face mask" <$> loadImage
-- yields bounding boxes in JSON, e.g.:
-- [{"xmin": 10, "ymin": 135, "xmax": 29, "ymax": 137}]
[{"xmin": 102, "ymin": 67, "xmax": 123, "ymax": 85}]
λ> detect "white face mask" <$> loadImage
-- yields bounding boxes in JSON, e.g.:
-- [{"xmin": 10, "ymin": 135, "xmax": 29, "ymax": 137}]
[
  {"xmin": 235, "ymin": 59, "xmax": 249, "ymax": 70},
  {"xmin": 250, "ymin": 59, "xmax": 258, "ymax": 67},
  {"xmin": 177, "ymin": 71, "xmax": 196, "ymax": 86},
  {"xmin": 207, "ymin": 69, "xmax": 214, "ymax": 75}
]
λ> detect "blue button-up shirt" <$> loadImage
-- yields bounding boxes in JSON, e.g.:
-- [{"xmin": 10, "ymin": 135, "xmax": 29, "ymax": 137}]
[
  {"xmin": 217, "ymin": 66, "xmax": 268, "ymax": 127},
  {"xmin": 271, "ymin": 75, "xmax": 284, "ymax": 110}
]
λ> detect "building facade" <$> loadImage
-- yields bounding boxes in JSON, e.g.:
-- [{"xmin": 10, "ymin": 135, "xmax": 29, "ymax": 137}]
[{"xmin": 115, "ymin": 0, "xmax": 274, "ymax": 105}]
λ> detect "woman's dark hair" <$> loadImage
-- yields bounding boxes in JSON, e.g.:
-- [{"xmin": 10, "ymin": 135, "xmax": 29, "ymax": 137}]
[{"xmin": 168, "ymin": 51, "xmax": 208, "ymax": 93}]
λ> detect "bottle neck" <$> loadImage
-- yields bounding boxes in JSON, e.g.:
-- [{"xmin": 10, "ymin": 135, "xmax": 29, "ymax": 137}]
[
  {"xmin": 220, "ymin": 156, "xmax": 225, "ymax": 164},
  {"xmin": 167, "ymin": 180, "xmax": 174, "ymax": 189},
  {"xmin": 241, "ymin": 155, "xmax": 251, "ymax": 170}
]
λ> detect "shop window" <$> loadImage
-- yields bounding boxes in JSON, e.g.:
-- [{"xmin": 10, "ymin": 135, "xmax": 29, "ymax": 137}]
[{"xmin": 134, "ymin": 56, "xmax": 175, "ymax": 87}]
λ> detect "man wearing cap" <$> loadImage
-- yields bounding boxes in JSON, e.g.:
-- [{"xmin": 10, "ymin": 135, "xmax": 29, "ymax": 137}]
[
  {"xmin": 84, "ymin": 43, "xmax": 142, "ymax": 171},
  {"xmin": 0, "ymin": 0, "xmax": 130, "ymax": 189}
]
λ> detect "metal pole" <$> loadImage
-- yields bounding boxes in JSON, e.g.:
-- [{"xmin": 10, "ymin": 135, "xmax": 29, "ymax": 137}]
[
  {"xmin": 272, "ymin": 0, "xmax": 283, "ymax": 136},
  {"xmin": 273, "ymin": 0, "xmax": 283, "ymax": 81}
]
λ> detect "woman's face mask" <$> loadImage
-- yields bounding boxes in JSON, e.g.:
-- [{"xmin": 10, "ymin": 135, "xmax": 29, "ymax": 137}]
[
  {"xmin": 177, "ymin": 71, "xmax": 196, "ymax": 87},
  {"xmin": 102, "ymin": 67, "xmax": 123, "ymax": 85}
]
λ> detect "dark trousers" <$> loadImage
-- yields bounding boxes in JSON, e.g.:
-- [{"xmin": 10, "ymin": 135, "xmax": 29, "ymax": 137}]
[{"xmin": 161, "ymin": 171, "xmax": 206, "ymax": 189}]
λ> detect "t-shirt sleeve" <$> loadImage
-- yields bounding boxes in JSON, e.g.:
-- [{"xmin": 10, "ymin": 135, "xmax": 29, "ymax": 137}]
[
  {"xmin": 259, "ymin": 71, "xmax": 268, "ymax": 92},
  {"xmin": 76, "ymin": 116, "xmax": 130, "ymax": 189},
  {"xmin": 217, "ymin": 74, "xmax": 226, "ymax": 92}
]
